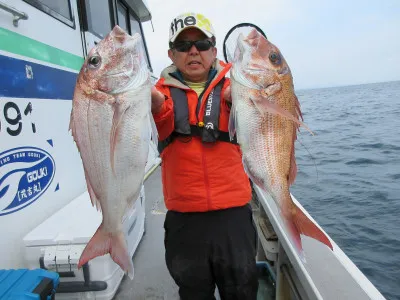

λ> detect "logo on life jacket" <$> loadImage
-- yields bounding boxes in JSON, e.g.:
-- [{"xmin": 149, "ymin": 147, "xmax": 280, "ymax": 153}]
[
  {"xmin": 205, "ymin": 90, "xmax": 214, "ymax": 116},
  {"xmin": 205, "ymin": 123, "xmax": 214, "ymax": 130}
]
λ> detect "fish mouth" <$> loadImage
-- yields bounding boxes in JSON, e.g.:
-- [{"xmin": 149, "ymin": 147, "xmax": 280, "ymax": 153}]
[
  {"xmin": 119, "ymin": 33, "xmax": 141, "ymax": 50},
  {"xmin": 105, "ymin": 30, "xmax": 145, "ymax": 78},
  {"xmin": 108, "ymin": 26, "xmax": 142, "ymax": 60},
  {"xmin": 110, "ymin": 26, "xmax": 140, "ymax": 47},
  {"xmin": 98, "ymin": 45, "xmax": 147, "ymax": 94},
  {"xmin": 277, "ymin": 66, "xmax": 290, "ymax": 75}
]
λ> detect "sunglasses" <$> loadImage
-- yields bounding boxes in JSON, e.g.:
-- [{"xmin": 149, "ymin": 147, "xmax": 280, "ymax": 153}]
[{"xmin": 170, "ymin": 39, "xmax": 215, "ymax": 52}]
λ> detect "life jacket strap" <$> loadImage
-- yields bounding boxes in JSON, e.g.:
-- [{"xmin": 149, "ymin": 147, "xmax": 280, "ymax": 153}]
[{"xmin": 158, "ymin": 125, "xmax": 237, "ymax": 153}]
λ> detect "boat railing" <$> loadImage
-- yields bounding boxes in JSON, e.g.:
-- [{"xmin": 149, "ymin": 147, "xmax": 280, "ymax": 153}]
[{"xmin": 252, "ymin": 186, "xmax": 386, "ymax": 300}]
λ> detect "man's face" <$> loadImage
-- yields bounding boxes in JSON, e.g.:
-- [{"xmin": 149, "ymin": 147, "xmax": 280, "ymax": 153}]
[{"xmin": 168, "ymin": 28, "xmax": 217, "ymax": 83}]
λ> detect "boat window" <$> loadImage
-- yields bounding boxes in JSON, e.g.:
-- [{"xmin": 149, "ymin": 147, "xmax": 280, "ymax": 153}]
[
  {"xmin": 114, "ymin": 1, "xmax": 152, "ymax": 71},
  {"xmin": 84, "ymin": 0, "xmax": 112, "ymax": 39},
  {"xmin": 128, "ymin": 10, "xmax": 152, "ymax": 71},
  {"xmin": 117, "ymin": 2, "xmax": 129, "ymax": 32},
  {"xmin": 80, "ymin": 0, "xmax": 153, "ymax": 72},
  {"xmin": 129, "ymin": 14, "xmax": 141, "ymax": 35},
  {"xmin": 23, "ymin": 0, "xmax": 75, "ymax": 28}
]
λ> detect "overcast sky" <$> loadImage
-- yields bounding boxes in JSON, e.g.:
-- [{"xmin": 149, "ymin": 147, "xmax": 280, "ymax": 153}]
[{"xmin": 141, "ymin": 0, "xmax": 400, "ymax": 90}]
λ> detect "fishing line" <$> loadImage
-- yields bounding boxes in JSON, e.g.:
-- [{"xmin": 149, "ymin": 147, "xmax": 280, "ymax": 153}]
[{"xmin": 297, "ymin": 135, "xmax": 319, "ymax": 186}]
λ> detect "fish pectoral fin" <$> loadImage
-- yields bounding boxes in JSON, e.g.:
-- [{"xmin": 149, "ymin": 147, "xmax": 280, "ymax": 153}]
[
  {"xmin": 110, "ymin": 101, "xmax": 130, "ymax": 175},
  {"xmin": 78, "ymin": 225, "xmax": 134, "ymax": 279},
  {"xmin": 250, "ymin": 94, "xmax": 314, "ymax": 135}
]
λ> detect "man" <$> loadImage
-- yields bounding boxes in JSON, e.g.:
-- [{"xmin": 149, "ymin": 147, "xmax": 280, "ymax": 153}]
[{"xmin": 151, "ymin": 12, "xmax": 258, "ymax": 300}]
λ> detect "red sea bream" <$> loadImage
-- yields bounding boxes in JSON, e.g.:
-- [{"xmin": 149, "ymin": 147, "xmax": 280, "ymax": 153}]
[
  {"xmin": 229, "ymin": 29, "xmax": 333, "ymax": 256},
  {"xmin": 69, "ymin": 26, "xmax": 156, "ymax": 278}
]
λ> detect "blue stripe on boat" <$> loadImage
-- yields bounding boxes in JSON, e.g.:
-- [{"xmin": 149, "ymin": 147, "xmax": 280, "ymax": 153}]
[{"xmin": 0, "ymin": 54, "xmax": 78, "ymax": 100}]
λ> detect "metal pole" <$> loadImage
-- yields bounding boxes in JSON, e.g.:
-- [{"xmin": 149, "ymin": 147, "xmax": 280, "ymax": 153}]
[{"xmin": 0, "ymin": 2, "xmax": 28, "ymax": 27}]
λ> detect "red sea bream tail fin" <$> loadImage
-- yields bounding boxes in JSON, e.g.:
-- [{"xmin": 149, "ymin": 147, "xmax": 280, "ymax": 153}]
[
  {"xmin": 282, "ymin": 195, "xmax": 333, "ymax": 259},
  {"xmin": 78, "ymin": 224, "xmax": 134, "ymax": 279},
  {"xmin": 290, "ymin": 202, "xmax": 333, "ymax": 252}
]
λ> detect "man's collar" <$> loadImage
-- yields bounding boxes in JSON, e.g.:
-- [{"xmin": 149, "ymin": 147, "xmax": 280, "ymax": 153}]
[{"xmin": 169, "ymin": 68, "xmax": 217, "ymax": 86}]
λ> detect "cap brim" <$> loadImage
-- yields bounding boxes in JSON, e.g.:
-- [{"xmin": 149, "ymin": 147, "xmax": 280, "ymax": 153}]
[{"xmin": 170, "ymin": 26, "xmax": 214, "ymax": 43}]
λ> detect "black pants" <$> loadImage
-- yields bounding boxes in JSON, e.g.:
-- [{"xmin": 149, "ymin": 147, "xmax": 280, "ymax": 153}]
[{"xmin": 164, "ymin": 204, "xmax": 258, "ymax": 300}]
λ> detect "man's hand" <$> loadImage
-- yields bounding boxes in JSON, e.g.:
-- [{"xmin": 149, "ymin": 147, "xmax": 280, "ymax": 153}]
[
  {"xmin": 223, "ymin": 85, "xmax": 232, "ymax": 103},
  {"xmin": 151, "ymin": 86, "xmax": 165, "ymax": 114}
]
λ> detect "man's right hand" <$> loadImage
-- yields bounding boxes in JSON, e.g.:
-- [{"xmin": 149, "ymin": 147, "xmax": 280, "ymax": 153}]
[{"xmin": 151, "ymin": 86, "xmax": 165, "ymax": 114}]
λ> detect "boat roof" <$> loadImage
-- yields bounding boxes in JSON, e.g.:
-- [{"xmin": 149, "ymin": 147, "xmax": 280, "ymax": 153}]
[{"xmin": 126, "ymin": 0, "xmax": 152, "ymax": 22}]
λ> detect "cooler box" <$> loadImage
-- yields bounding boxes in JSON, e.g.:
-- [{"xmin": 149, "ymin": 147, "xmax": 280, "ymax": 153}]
[
  {"xmin": 0, "ymin": 269, "xmax": 59, "ymax": 300},
  {"xmin": 23, "ymin": 186, "xmax": 146, "ymax": 300}
]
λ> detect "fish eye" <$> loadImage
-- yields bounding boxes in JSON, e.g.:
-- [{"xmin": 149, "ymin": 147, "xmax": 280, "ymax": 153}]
[
  {"xmin": 269, "ymin": 52, "xmax": 281, "ymax": 65},
  {"xmin": 88, "ymin": 55, "xmax": 101, "ymax": 68}
]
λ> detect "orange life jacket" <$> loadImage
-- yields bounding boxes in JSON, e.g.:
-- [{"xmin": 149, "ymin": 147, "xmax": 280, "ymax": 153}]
[{"xmin": 153, "ymin": 59, "xmax": 251, "ymax": 212}]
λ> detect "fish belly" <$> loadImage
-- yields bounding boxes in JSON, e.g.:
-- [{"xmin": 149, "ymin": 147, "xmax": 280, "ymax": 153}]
[{"xmin": 72, "ymin": 88, "xmax": 150, "ymax": 230}]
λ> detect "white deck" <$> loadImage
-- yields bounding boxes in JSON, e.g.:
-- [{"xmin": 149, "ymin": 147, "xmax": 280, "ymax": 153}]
[{"xmin": 114, "ymin": 168, "xmax": 180, "ymax": 299}]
